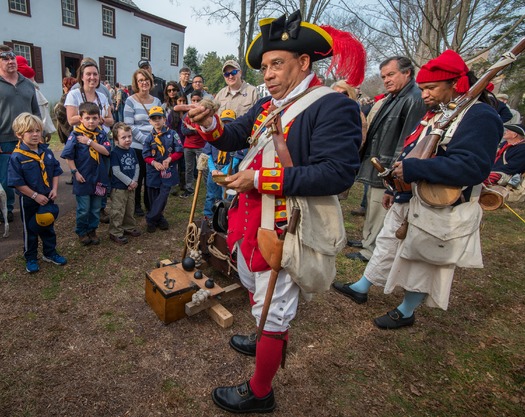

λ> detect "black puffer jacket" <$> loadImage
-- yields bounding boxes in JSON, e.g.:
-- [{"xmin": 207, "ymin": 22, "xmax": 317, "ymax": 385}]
[{"xmin": 357, "ymin": 78, "xmax": 426, "ymax": 187}]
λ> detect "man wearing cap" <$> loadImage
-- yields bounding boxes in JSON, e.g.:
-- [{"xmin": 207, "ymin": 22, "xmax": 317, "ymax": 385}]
[
  {"xmin": 485, "ymin": 124, "xmax": 525, "ymax": 186},
  {"xmin": 333, "ymin": 50, "xmax": 502, "ymax": 331},
  {"xmin": 188, "ymin": 10, "xmax": 364, "ymax": 413},
  {"xmin": 0, "ymin": 45, "xmax": 40, "ymax": 223},
  {"xmin": 496, "ymin": 93, "xmax": 521, "ymax": 125},
  {"xmin": 215, "ymin": 60, "xmax": 259, "ymax": 117},
  {"xmin": 138, "ymin": 60, "xmax": 166, "ymax": 103}
]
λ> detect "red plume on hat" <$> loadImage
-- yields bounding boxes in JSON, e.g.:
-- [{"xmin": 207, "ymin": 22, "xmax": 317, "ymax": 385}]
[
  {"xmin": 320, "ymin": 25, "xmax": 366, "ymax": 87},
  {"xmin": 416, "ymin": 49, "xmax": 470, "ymax": 94}
]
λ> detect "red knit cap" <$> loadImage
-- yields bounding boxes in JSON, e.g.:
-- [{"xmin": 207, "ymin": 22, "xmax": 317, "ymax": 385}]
[
  {"xmin": 15, "ymin": 55, "xmax": 35, "ymax": 79},
  {"xmin": 416, "ymin": 50, "xmax": 470, "ymax": 94}
]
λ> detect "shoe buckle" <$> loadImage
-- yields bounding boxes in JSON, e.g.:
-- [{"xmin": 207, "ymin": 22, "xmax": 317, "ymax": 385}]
[
  {"xmin": 389, "ymin": 310, "xmax": 401, "ymax": 320},
  {"xmin": 237, "ymin": 382, "xmax": 249, "ymax": 397}
]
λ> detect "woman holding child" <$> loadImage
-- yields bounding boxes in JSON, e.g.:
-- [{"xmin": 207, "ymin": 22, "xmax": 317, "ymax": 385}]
[{"xmin": 123, "ymin": 69, "xmax": 162, "ymax": 217}]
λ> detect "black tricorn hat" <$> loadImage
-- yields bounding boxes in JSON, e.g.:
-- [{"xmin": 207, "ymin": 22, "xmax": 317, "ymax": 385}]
[{"xmin": 245, "ymin": 11, "xmax": 366, "ymax": 86}]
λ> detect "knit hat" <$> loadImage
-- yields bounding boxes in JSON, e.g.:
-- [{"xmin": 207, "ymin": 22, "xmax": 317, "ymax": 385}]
[
  {"xmin": 148, "ymin": 106, "xmax": 165, "ymax": 118},
  {"xmin": 505, "ymin": 124, "xmax": 525, "ymax": 137},
  {"xmin": 416, "ymin": 50, "xmax": 470, "ymax": 94},
  {"xmin": 16, "ymin": 55, "xmax": 35, "ymax": 79},
  {"xmin": 246, "ymin": 10, "xmax": 366, "ymax": 86},
  {"xmin": 220, "ymin": 109, "xmax": 236, "ymax": 122}
]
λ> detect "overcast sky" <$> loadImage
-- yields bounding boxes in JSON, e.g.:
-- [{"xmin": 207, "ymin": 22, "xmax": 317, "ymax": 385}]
[{"xmin": 132, "ymin": 0, "xmax": 238, "ymax": 58}]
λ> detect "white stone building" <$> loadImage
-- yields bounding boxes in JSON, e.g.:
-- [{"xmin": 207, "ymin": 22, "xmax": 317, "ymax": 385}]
[{"xmin": 0, "ymin": 0, "xmax": 186, "ymax": 102}]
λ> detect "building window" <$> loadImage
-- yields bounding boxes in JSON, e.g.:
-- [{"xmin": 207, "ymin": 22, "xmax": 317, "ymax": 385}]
[
  {"xmin": 102, "ymin": 6, "xmax": 115, "ymax": 38},
  {"xmin": 61, "ymin": 0, "xmax": 78, "ymax": 28},
  {"xmin": 12, "ymin": 43, "xmax": 32, "ymax": 66},
  {"xmin": 103, "ymin": 57, "xmax": 116, "ymax": 86},
  {"xmin": 9, "ymin": 0, "xmax": 30, "ymax": 16},
  {"xmin": 171, "ymin": 43, "xmax": 179, "ymax": 66},
  {"xmin": 141, "ymin": 34, "xmax": 151, "ymax": 60}
]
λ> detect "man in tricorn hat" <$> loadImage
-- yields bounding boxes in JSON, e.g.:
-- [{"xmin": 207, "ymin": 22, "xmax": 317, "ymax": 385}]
[
  {"xmin": 333, "ymin": 50, "xmax": 503, "ymax": 329},
  {"xmin": 188, "ymin": 10, "xmax": 365, "ymax": 413}
]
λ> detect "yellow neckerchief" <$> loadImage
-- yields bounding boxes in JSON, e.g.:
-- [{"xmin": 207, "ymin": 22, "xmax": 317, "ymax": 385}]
[
  {"xmin": 13, "ymin": 144, "xmax": 49, "ymax": 187},
  {"xmin": 74, "ymin": 125, "xmax": 100, "ymax": 164},
  {"xmin": 153, "ymin": 128, "xmax": 166, "ymax": 157},
  {"xmin": 217, "ymin": 151, "xmax": 228, "ymax": 164}
]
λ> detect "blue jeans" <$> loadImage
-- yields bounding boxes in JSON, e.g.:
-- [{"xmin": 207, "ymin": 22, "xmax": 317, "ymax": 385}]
[
  {"xmin": 204, "ymin": 172, "xmax": 224, "ymax": 217},
  {"xmin": 0, "ymin": 140, "xmax": 18, "ymax": 212},
  {"xmin": 146, "ymin": 184, "xmax": 170, "ymax": 226},
  {"xmin": 75, "ymin": 194, "xmax": 103, "ymax": 236}
]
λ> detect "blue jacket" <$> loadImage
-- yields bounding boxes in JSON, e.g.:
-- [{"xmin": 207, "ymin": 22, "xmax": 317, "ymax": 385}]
[
  {"xmin": 8, "ymin": 142, "xmax": 62, "ymax": 195},
  {"xmin": 60, "ymin": 127, "xmax": 111, "ymax": 196},
  {"xmin": 142, "ymin": 127, "xmax": 183, "ymax": 188}
]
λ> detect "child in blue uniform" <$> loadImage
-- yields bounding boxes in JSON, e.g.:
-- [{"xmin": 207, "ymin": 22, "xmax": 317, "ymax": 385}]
[
  {"xmin": 109, "ymin": 122, "xmax": 141, "ymax": 244},
  {"xmin": 8, "ymin": 113, "xmax": 66, "ymax": 273},
  {"xmin": 203, "ymin": 109, "xmax": 238, "ymax": 219},
  {"xmin": 142, "ymin": 106, "xmax": 183, "ymax": 233},
  {"xmin": 61, "ymin": 102, "xmax": 111, "ymax": 245}
]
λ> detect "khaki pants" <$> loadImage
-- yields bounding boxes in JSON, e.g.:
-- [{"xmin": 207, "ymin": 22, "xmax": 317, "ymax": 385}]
[
  {"xmin": 109, "ymin": 188, "xmax": 136, "ymax": 237},
  {"xmin": 360, "ymin": 186, "xmax": 387, "ymax": 259}
]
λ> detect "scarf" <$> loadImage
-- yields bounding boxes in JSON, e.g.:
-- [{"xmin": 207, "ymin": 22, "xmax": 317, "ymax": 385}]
[
  {"xmin": 74, "ymin": 125, "xmax": 100, "ymax": 163},
  {"xmin": 13, "ymin": 146, "xmax": 49, "ymax": 187}
]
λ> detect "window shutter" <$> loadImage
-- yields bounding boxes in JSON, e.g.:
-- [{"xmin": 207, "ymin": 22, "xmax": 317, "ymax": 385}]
[
  {"xmin": 99, "ymin": 57, "xmax": 106, "ymax": 81},
  {"xmin": 33, "ymin": 46, "xmax": 43, "ymax": 83}
]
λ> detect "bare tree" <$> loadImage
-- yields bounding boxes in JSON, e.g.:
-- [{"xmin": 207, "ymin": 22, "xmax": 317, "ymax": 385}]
[{"xmin": 337, "ymin": 0, "xmax": 525, "ymax": 67}]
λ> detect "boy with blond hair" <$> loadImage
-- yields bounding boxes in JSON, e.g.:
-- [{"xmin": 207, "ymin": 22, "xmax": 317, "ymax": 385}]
[{"xmin": 8, "ymin": 113, "xmax": 66, "ymax": 273}]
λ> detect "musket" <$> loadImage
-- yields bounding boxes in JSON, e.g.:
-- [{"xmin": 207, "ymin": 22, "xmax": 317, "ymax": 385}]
[{"xmin": 401, "ymin": 37, "xmax": 525, "ymax": 206}]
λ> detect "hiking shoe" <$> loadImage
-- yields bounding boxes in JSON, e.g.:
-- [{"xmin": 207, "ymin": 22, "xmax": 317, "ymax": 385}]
[
  {"xmin": 26, "ymin": 259, "xmax": 40, "ymax": 273},
  {"xmin": 374, "ymin": 308, "xmax": 415, "ymax": 329},
  {"xmin": 88, "ymin": 230, "xmax": 100, "ymax": 245},
  {"xmin": 147, "ymin": 223, "xmax": 156, "ymax": 233},
  {"xmin": 79, "ymin": 235, "xmax": 92, "ymax": 246},
  {"xmin": 110, "ymin": 234, "xmax": 128, "ymax": 245},
  {"xmin": 43, "ymin": 254, "xmax": 67, "ymax": 266},
  {"xmin": 124, "ymin": 229, "xmax": 141, "ymax": 237},
  {"xmin": 158, "ymin": 219, "xmax": 169, "ymax": 230},
  {"xmin": 99, "ymin": 208, "xmax": 110, "ymax": 224}
]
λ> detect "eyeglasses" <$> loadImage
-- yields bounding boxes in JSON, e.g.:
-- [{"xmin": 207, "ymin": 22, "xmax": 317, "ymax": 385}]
[
  {"xmin": 223, "ymin": 69, "xmax": 240, "ymax": 78},
  {"xmin": 0, "ymin": 51, "xmax": 16, "ymax": 61},
  {"xmin": 260, "ymin": 58, "xmax": 291, "ymax": 75},
  {"xmin": 137, "ymin": 79, "xmax": 150, "ymax": 84},
  {"xmin": 167, "ymin": 88, "xmax": 177, "ymax": 92}
]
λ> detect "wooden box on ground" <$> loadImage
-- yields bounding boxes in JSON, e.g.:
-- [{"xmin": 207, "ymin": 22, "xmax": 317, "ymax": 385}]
[{"xmin": 145, "ymin": 263, "xmax": 224, "ymax": 324}]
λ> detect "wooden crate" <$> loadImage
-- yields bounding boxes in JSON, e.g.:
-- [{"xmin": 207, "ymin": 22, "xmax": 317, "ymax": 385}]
[{"xmin": 145, "ymin": 263, "xmax": 224, "ymax": 324}]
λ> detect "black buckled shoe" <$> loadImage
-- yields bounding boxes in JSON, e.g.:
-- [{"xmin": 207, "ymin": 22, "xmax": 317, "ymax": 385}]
[
  {"xmin": 230, "ymin": 333, "xmax": 256, "ymax": 356},
  {"xmin": 374, "ymin": 308, "xmax": 415, "ymax": 329},
  {"xmin": 345, "ymin": 252, "xmax": 369, "ymax": 262},
  {"xmin": 332, "ymin": 282, "xmax": 368, "ymax": 304},
  {"xmin": 212, "ymin": 381, "xmax": 276, "ymax": 414}
]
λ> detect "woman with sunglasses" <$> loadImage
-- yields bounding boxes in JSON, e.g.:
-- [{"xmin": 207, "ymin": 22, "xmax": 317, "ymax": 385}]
[
  {"xmin": 164, "ymin": 83, "xmax": 188, "ymax": 195},
  {"xmin": 123, "ymin": 69, "xmax": 162, "ymax": 217}
]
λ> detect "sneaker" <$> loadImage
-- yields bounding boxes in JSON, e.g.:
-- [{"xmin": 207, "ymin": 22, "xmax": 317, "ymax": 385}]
[
  {"xmin": 158, "ymin": 219, "xmax": 169, "ymax": 230},
  {"xmin": 124, "ymin": 229, "xmax": 142, "ymax": 237},
  {"xmin": 110, "ymin": 234, "xmax": 128, "ymax": 245},
  {"xmin": 134, "ymin": 207, "xmax": 145, "ymax": 217},
  {"xmin": 79, "ymin": 235, "xmax": 92, "ymax": 246},
  {"xmin": 146, "ymin": 223, "xmax": 156, "ymax": 233},
  {"xmin": 42, "ymin": 254, "xmax": 67, "ymax": 266},
  {"xmin": 26, "ymin": 259, "xmax": 40, "ymax": 273},
  {"xmin": 88, "ymin": 230, "xmax": 100, "ymax": 245},
  {"xmin": 99, "ymin": 209, "xmax": 110, "ymax": 224}
]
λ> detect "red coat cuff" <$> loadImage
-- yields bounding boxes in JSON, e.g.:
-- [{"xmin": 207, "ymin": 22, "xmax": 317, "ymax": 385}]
[
  {"xmin": 258, "ymin": 167, "xmax": 284, "ymax": 195},
  {"xmin": 196, "ymin": 114, "xmax": 224, "ymax": 142}
]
